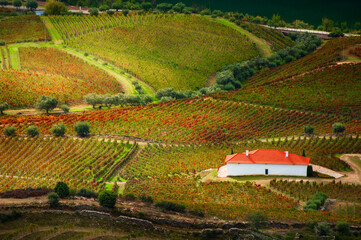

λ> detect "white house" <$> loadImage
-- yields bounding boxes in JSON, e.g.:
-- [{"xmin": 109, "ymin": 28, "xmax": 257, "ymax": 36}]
[{"xmin": 224, "ymin": 150, "xmax": 310, "ymax": 177}]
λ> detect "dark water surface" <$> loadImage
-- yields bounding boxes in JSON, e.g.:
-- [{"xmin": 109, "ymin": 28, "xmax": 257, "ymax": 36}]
[{"xmin": 159, "ymin": 0, "xmax": 361, "ymax": 27}]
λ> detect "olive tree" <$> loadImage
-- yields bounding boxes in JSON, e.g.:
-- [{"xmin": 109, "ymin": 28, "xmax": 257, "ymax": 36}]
[
  {"xmin": 35, "ymin": 95, "xmax": 58, "ymax": 114},
  {"xmin": 26, "ymin": 125, "xmax": 39, "ymax": 137},
  {"xmin": 45, "ymin": 0, "xmax": 68, "ymax": 15},
  {"xmin": 0, "ymin": 0, "xmax": 8, "ymax": 7},
  {"xmin": 50, "ymin": 123, "xmax": 66, "ymax": 137},
  {"xmin": 304, "ymin": 125, "xmax": 315, "ymax": 135},
  {"xmin": 85, "ymin": 93, "xmax": 103, "ymax": 109}
]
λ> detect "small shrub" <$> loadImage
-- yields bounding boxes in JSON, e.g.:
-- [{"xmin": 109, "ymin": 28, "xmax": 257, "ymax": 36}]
[
  {"xmin": 336, "ymin": 222, "xmax": 350, "ymax": 235},
  {"xmin": 138, "ymin": 211, "xmax": 146, "ymax": 217},
  {"xmin": 89, "ymin": 8, "xmax": 99, "ymax": 16},
  {"xmin": 246, "ymin": 211, "xmax": 268, "ymax": 229},
  {"xmin": 0, "ymin": 102, "xmax": 9, "ymax": 114},
  {"xmin": 74, "ymin": 121, "xmax": 90, "ymax": 137},
  {"xmin": 332, "ymin": 122, "xmax": 346, "ymax": 134},
  {"xmin": 84, "ymin": 52, "xmax": 89, "ymax": 56},
  {"xmin": 124, "ymin": 193, "xmax": 136, "ymax": 200},
  {"xmin": 98, "ymin": 190, "xmax": 118, "ymax": 208},
  {"xmin": 77, "ymin": 188, "xmax": 98, "ymax": 198},
  {"xmin": 0, "ymin": 40, "xmax": 5, "ymax": 46},
  {"xmin": 3, "ymin": 126, "xmax": 16, "ymax": 136},
  {"xmin": 26, "ymin": 125, "xmax": 39, "ymax": 137},
  {"xmin": 48, "ymin": 192, "xmax": 60, "ymax": 207},
  {"xmin": 60, "ymin": 104, "xmax": 70, "ymax": 113},
  {"xmin": 139, "ymin": 194, "xmax": 153, "ymax": 203},
  {"xmin": 315, "ymin": 222, "xmax": 332, "ymax": 236},
  {"xmin": 50, "ymin": 123, "xmax": 66, "ymax": 137},
  {"xmin": 155, "ymin": 201, "xmax": 185, "ymax": 212},
  {"xmin": 54, "ymin": 181, "xmax": 69, "ymax": 198},
  {"xmin": 304, "ymin": 125, "xmax": 315, "ymax": 134}
]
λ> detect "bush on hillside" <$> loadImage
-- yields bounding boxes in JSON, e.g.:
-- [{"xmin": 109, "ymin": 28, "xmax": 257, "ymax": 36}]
[
  {"xmin": 26, "ymin": 125, "xmax": 39, "ymax": 137},
  {"xmin": 50, "ymin": 123, "xmax": 66, "ymax": 137},
  {"xmin": 74, "ymin": 121, "xmax": 90, "ymax": 137},
  {"xmin": 336, "ymin": 222, "xmax": 350, "ymax": 236},
  {"xmin": 89, "ymin": 8, "xmax": 99, "ymax": 16},
  {"xmin": 48, "ymin": 192, "xmax": 60, "ymax": 207},
  {"xmin": 0, "ymin": 102, "xmax": 9, "ymax": 115},
  {"xmin": 315, "ymin": 222, "xmax": 332, "ymax": 236},
  {"xmin": 332, "ymin": 122, "xmax": 346, "ymax": 134},
  {"xmin": 155, "ymin": 201, "xmax": 185, "ymax": 212},
  {"xmin": 98, "ymin": 190, "xmax": 118, "ymax": 208},
  {"xmin": 54, "ymin": 181, "xmax": 69, "ymax": 198},
  {"xmin": 303, "ymin": 192, "xmax": 328, "ymax": 211},
  {"xmin": 304, "ymin": 125, "xmax": 315, "ymax": 134},
  {"xmin": 60, "ymin": 104, "xmax": 70, "ymax": 113},
  {"xmin": 3, "ymin": 126, "xmax": 16, "ymax": 137},
  {"xmin": 246, "ymin": 212, "xmax": 268, "ymax": 229},
  {"xmin": 76, "ymin": 188, "xmax": 98, "ymax": 198}
]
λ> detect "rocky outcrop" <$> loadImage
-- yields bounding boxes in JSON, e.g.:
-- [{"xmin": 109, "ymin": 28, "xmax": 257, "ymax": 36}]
[
  {"xmin": 79, "ymin": 210, "xmax": 111, "ymax": 219},
  {"xmin": 116, "ymin": 215, "xmax": 154, "ymax": 229}
]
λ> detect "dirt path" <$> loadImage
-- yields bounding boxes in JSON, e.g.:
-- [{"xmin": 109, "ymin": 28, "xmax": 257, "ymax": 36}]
[{"xmin": 339, "ymin": 154, "xmax": 361, "ymax": 183}]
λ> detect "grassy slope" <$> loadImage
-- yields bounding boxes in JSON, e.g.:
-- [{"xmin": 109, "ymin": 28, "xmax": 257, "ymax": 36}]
[
  {"xmin": 69, "ymin": 15, "xmax": 259, "ymax": 91},
  {"xmin": 8, "ymin": 45, "xmax": 20, "ymax": 70}
]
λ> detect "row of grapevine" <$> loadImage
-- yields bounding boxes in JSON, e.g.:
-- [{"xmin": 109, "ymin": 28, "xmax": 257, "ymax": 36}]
[
  {"xmin": 242, "ymin": 22, "xmax": 294, "ymax": 51},
  {"xmin": 124, "ymin": 175, "xmax": 358, "ymax": 223},
  {"xmin": 270, "ymin": 179, "xmax": 361, "ymax": 203},
  {"xmin": 47, "ymin": 13, "xmax": 170, "ymax": 41},
  {"xmin": 0, "ymin": 15, "xmax": 51, "ymax": 43},
  {"xmin": 1, "ymin": 98, "xmax": 360, "ymax": 144},
  {"xmin": 215, "ymin": 63, "xmax": 361, "ymax": 118},
  {"xmin": 0, "ymin": 137, "xmax": 133, "ymax": 192}
]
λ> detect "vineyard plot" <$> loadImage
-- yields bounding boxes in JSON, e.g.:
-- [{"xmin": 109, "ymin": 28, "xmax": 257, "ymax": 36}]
[{"xmin": 0, "ymin": 137, "xmax": 133, "ymax": 192}]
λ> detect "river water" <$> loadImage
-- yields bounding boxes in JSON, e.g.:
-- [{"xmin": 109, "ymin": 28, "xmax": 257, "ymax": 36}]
[{"xmin": 159, "ymin": 0, "xmax": 361, "ymax": 27}]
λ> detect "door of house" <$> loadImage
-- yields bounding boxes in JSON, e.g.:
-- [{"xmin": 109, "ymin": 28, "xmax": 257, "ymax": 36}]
[{"xmin": 265, "ymin": 169, "xmax": 269, "ymax": 176}]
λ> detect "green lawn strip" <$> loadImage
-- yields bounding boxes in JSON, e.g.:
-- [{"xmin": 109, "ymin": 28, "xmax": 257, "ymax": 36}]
[
  {"xmin": 8, "ymin": 45, "xmax": 21, "ymax": 70},
  {"xmin": 41, "ymin": 17, "xmax": 63, "ymax": 43},
  {"xmin": 209, "ymin": 17, "xmax": 272, "ymax": 57},
  {"xmin": 1, "ymin": 46, "xmax": 9, "ymax": 69}
]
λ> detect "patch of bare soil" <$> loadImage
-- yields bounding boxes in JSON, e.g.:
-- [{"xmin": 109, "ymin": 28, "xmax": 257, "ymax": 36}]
[{"xmin": 339, "ymin": 154, "xmax": 361, "ymax": 183}]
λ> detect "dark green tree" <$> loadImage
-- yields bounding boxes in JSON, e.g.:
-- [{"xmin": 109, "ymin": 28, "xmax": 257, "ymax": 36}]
[
  {"xmin": 332, "ymin": 122, "xmax": 346, "ymax": 134},
  {"xmin": 0, "ymin": 0, "xmax": 8, "ymax": 7},
  {"xmin": 13, "ymin": 0, "xmax": 21, "ymax": 9},
  {"xmin": 89, "ymin": 7, "xmax": 99, "ymax": 16},
  {"xmin": 304, "ymin": 125, "xmax": 315, "ymax": 134},
  {"xmin": 26, "ymin": 0, "xmax": 38, "ymax": 11},
  {"xmin": 54, "ymin": 181, "xmax": 70, "ymax": 198},
  {"xmin": 141, "ymin": 2, "xmax": 151, "ymax": 11},
  {"xmin": 45, "ymin": 0, "xmax": 68, "ymax": 15},
  {"xmin": 0, "ymin": 102, "xmax": 9, "ymax": 115},
  {"xmin": 98, "ymin": 190, "xmax": 117, "ymax": 208},
  {"xmin": 111, "ymin": 2, "xmax": 122, "ymax": 11}
]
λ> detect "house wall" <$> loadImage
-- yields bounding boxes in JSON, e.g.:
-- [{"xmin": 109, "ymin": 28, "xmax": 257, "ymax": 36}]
[{"xmin": 226, "ymin": 163, "xmax": 307, "ymax": 177}]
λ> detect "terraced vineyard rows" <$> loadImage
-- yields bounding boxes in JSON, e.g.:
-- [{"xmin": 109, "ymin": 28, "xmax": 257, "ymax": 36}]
[
  {"xmin": 0, "ymin": 137, "xmax": 133, "ymax": 192},
  {"xmin": 214, "ymin": 63, "xmax": 361, "ymax": 118},
  {"xmin": 243, "ymin": 36, "xmax": 361, "ymax": 88},
  {"xmin": 1, "ymin": 99, "xmax": 360, "ymax": 143},
  {"xmin": 242, "ymin": 22, "xmax": 294, "ymax": 50},
  {"xmin": 0, "ymin": 15, "xmax": 51, "ymax": 43},
  {"xmin": 68, "ymin": 15, "xmax": 259, "ymax": 90},
  {"xmin": 124, "ymin": 175, "xmax": 357, "ymax": 223},
  {"xmin": 120, "ymin": 136, "xmax": 360, "ymax": 180},
  {"xmin": 0, "ymin": 47, "xmax": 123, "ymax": 107},
  {"xmin": 47, "ymin": 13, "xmax": 170, "ymax": 41},
  {"xmin": 271, "ymin": 179, "xmax": 361, "ymax": 203}
]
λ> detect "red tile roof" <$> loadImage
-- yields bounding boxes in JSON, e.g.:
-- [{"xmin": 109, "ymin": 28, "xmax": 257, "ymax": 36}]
[{"xmin": 225, "ymin": 150, "xmax": 309, "ymax": 165}]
